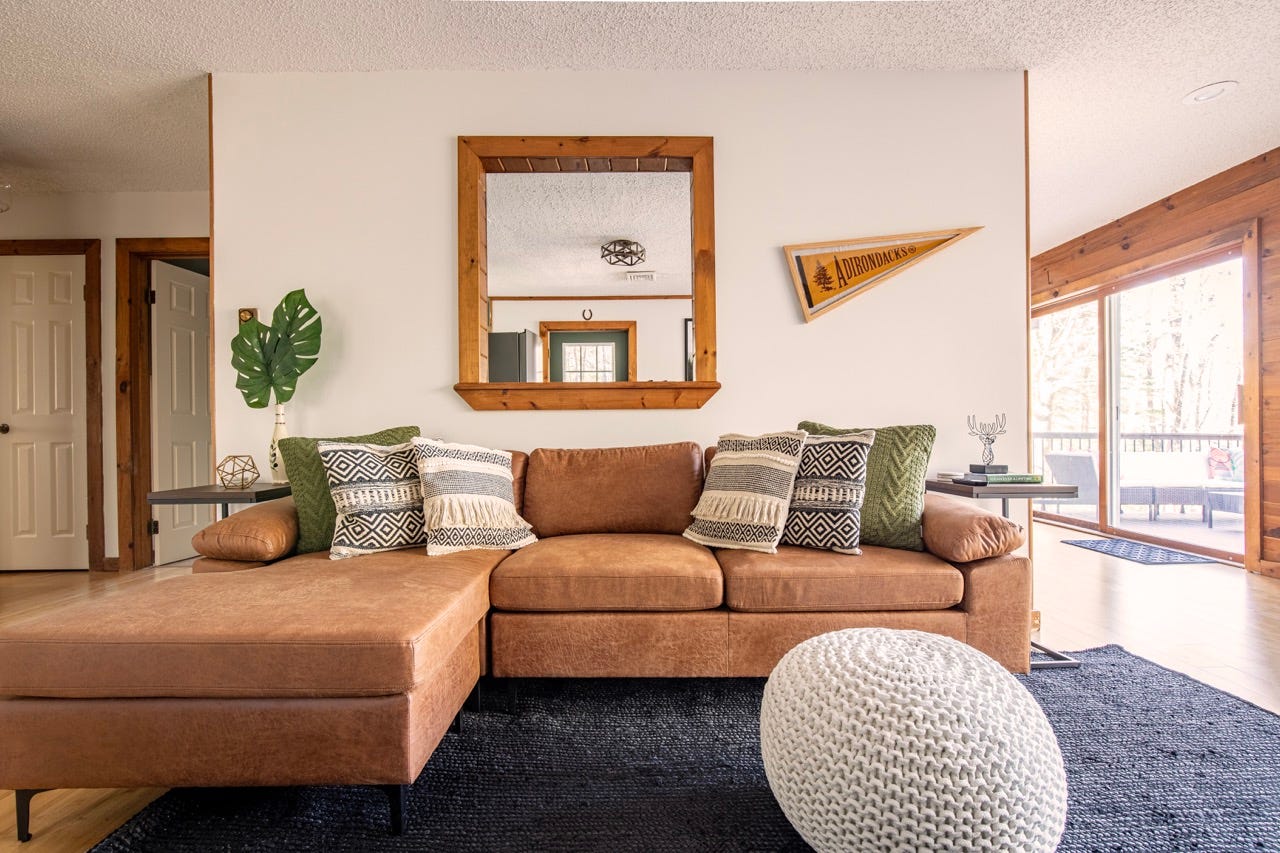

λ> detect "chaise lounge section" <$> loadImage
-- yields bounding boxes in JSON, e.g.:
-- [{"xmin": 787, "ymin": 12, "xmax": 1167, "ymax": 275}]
[{"xmin": 0, "ymin": 440, "xmax": 1030, "ymax": 841}]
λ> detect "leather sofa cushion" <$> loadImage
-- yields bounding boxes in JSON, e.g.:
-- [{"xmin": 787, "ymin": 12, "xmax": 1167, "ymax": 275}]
[
  {"xmin": 0, "ymin": 548, "xmax": 506, "ymax": 700},
  {"xmin": 521, "ymin": 443, "xmax": 704, "ymax": 536},
  {"xmin": 922, "ymin": 493, "xmax": 1025, "ymax": 563},
  {"xmin": 718, "ymin": 545, "xmax": 963, "ymax": 612},
  {"xmin": 191, "ymin": 497, "xmax": 298, "ymax": 563},
  {"xmin": 491, "ymin": 533, "xmax": 723, "ymax": 611},
  {"xmin": 511, "ymin": 450, "xmax": 529, "ymax": 514}
]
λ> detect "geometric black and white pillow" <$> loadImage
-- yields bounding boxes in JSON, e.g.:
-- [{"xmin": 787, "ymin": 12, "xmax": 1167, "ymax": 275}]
[
  {"xmin": 780, "ymin": 430, "xmax": 876, "ymax": 554},
  {"xmin": 683, "ymin": 430, "xmax": 808, "ymax": 554},
  {"xmin": 318, "ymin": 441, "xmax": 427, "ymax": 560},
  {"xmin": 412, "ymin": 438, "xmax": 536, "ymax": 557}
]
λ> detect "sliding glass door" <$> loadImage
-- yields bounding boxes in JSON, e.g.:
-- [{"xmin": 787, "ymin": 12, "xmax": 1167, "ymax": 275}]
[
  {"xmin": 1031, "ymin": 252, "xmax": 1246, "ymax": 560},
  {"xmin": 1031, "ymin": 302, "xmax": 1100, "ymax": 525},
  {"xmin": 1109, "ymin": 258, "xmax": 1244, "ymax": 555}
]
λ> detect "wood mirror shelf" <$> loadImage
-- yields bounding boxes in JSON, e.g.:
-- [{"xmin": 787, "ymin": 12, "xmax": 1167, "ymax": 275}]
[{"xmin": 456, "ymin": 136, "xmax": 718, "ymax": 411}]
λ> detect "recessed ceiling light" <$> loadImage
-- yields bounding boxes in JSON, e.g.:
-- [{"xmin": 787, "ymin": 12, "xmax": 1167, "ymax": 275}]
[{"xmin": 1182, "ymin": 80, "xmax": 1238, "ymax": 105}]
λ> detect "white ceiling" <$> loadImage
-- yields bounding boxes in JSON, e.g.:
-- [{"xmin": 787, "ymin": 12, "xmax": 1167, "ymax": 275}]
[
  {"xmin": 1, "ymin": 1, "xmax": 1277, "ymax": 253},
  {"xmin": 488, "ymin": 173, "xmax": 693, "ymax": 296}
]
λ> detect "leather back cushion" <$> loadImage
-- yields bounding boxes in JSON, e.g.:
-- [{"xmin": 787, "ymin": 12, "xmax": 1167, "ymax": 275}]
[
  {"xmin": 522, "ymin": 443, "xmax": 705, "ymax": 536},
  {"xmin": 510, "ymin": 450, "xmax": 529, "ymax": 514}
]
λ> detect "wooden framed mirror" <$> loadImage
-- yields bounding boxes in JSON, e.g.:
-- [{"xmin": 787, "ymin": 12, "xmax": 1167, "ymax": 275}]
[{"xmin": 456, "ymin": 136, "xmax": 718, "ymax": 410}]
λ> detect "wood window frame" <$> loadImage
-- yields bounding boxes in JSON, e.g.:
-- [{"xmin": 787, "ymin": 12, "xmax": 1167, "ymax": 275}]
[
  {"xmin": 455, "ymin": 136, "xmax": 718, "ymax": 411},
  {"xmin": 539, "ymin": 320, "xmax": 638, "ymax": 383},
  {"xmin": 0, "ymin": 239, "xmax": 107, "ymax": 570},
  {"xmin": 1031, "ymin": 220, "xmax": 1260, "ymax": 566},
  {"xmin": 115, "ymin": 237, "xmax": 211, "ymax": 572}
]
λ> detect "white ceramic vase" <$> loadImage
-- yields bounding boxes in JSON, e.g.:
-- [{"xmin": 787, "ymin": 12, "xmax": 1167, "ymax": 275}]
[{"xmin": 269, "ymin": 403, "xmax": 289, "ymax": 483}]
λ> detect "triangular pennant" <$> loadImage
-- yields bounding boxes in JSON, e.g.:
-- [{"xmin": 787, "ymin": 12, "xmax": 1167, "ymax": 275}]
[{"xmin": 784, "ymin": 227, "xmax": 981, "ymax": 322}]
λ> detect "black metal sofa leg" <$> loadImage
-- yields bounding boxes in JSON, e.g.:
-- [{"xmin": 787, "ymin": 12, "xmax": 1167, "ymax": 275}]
[
  {"xmin": 15, "ymin": 789, "xmax": 48, "ymax": 843},
  {"xmin": 379, "ymin": 784, "xmax": 408, "ymax": 835}
]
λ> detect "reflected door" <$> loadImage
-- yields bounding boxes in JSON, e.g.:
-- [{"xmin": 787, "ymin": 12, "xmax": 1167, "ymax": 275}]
[{"xmin": 0, "ymin": 255, "xmax": 88, "ymax": 570}]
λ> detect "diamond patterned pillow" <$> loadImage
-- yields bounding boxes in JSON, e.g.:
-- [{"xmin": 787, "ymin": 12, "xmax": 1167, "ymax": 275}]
[
  {"xmin": 319, "ymin": 441, "xmax": 426, "ymax": 560},
  {"xmin": 279, "ymin": 425, "xmax": 421, "ymax": 554},
  {"xmin": 413, "ymin": 438, "xmax": 536, "ymax": 557},
  {"xmin": 684, "ymin": 431, "xmax": 807, "ymax": 554},
  {"xmin": 799, "ymin": 421, "xmax": 936, "ymax": 551},
  {"xmin": 780, "ymin": 430, "xmax": 876, "ymax": 554}
]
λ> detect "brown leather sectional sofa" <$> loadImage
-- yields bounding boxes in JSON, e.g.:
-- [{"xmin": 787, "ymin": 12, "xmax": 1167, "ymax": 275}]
[{"xmin": 0, "ymin": 441, "xmax": 1029, "ymax": 841}]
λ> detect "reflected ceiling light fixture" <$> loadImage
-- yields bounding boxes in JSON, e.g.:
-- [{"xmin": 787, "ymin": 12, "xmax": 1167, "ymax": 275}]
[
  {"xmin": 601, "ymin": 239, "xmax": 646, "ymax": 267},
  {"xmin": 1182, "ymin": 80, "xmax": 1238, "ymax": 105}
]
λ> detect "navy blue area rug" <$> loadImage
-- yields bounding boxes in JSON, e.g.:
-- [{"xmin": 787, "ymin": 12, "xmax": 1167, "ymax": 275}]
[
  {"xmin": 1063, "ymin": 537, "xmax": 1218, "ymax": 564},
  {"xmin": 91, "ymin": 646, "xmax": 1279, "ymax": 852}
]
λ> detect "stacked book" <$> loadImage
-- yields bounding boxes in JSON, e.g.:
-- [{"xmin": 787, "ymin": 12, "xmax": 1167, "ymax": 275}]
[{"xmin": 951, "ymin": 464, "xmax": 1043, "ymax": 486}]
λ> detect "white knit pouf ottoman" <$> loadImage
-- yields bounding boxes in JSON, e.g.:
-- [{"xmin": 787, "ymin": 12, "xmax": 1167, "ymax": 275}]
[{"xmin": 760, "ymin": 628, "xmax": 1067, "ymax": 853}]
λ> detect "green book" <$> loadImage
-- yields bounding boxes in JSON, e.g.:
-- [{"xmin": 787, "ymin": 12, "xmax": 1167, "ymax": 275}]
[{"xmin": 956, "ymin": 473, "xmax": 1044, "ymax": 485}]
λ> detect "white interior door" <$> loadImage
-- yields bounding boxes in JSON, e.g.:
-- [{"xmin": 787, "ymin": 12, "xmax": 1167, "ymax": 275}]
[
  {"xmin": 0, "ymin": 255, "xmax": 88, "ymax": 571},
  {"xmin": 150, "ymin": 260, "xmax": 213, "ymax": 565}
]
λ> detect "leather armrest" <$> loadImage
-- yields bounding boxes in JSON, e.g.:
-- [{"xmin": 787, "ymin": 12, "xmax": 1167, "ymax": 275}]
[
  {"xmin": 191, "ymin": 496, "xmax": 298, "ymax": 563},
  {"xmin": 922, "ymin": 493, "xmax": 1025, "ymax": 563}
]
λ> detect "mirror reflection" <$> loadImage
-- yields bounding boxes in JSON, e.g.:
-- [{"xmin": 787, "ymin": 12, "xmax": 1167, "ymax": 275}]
[{"xmin": 486, "ymin": 172, "xmax": 694, "ymax": 383}]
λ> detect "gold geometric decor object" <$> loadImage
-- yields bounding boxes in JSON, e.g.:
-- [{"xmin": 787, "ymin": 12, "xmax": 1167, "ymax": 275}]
[
  {"xmin": 216, "ymin": 455, "xmax": 261, "ymax": 489},
  {"xmin": 784, "ymin": 226, "xmax": 982, "ymax": 322}
]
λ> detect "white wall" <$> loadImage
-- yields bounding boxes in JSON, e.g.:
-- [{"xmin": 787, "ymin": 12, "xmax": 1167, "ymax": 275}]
[
  {"xmin": 491, "ymin": 299, "xmax": 691, "ymax": 381},
  {"xmin": 0, "ymin": 191, "xmax": 210, "ymax": 557},
  {"xmin": 212, "ymin": 70, "xmax": 1028, "ymax": 524}
]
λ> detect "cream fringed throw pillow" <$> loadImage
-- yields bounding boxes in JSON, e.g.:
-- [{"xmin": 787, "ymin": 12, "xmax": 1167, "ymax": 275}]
[
  {"xmin": 684, "ymin": 431, "xmax": 807, "ymax": 553},
  {"xmin": 412, "ymin": 438, "xmax": 536, "ymax": 557}
]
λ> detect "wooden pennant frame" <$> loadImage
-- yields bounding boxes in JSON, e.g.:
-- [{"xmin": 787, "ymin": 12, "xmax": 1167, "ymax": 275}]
[{"xmin": 784, "ymin": 226, "xmax": 982, "ymax": 322}]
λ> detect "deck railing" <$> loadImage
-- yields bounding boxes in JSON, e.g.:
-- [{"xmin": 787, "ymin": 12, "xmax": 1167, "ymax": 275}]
[{"xmin": 1032, "ymin": 431, "xmax": 1243, "ymax": 478}]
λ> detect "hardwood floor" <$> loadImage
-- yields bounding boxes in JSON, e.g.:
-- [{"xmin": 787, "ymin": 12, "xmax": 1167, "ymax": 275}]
[{"xmin": 0, "ymin": 530, "xmax": 1277, "ymax": 851}]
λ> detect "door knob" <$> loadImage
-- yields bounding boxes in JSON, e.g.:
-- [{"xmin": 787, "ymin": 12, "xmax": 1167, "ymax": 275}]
[{"xmin": 0, "ymin": 424, "xmax": 8, "ymax": 434}]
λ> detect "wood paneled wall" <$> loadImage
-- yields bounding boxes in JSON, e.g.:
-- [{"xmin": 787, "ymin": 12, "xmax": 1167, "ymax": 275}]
[{"xmin": 1030, "ymin": 147, "xmax": 1279, "ymax": 576}]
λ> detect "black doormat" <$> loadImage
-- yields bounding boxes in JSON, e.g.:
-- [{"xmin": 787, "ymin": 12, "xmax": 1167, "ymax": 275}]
[
  {"xmin": 1063, "ymin": 537, "xmax": 1218, "ymax": 564},
  {"xmin": 91, "ymin": 646, "xmax": 1280, "ymax": 852}
]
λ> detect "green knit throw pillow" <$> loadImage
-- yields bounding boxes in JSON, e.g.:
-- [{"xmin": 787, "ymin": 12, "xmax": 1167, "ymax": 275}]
[
  {"xmin": 279, "ymin": 425, "xmax": 421, "ymax": 554},
  {"xmin": 798, "ymin": 421, "xmax": 936, "ymax": 551}
]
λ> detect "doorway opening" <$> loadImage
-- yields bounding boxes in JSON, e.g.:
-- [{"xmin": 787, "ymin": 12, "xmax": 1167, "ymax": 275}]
[{"xmin": 115, "ymin": 238, "xmax": 211, "ymax": 572}]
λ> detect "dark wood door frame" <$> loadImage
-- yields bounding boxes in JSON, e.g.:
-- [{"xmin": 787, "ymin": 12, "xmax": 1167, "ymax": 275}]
[
  {"xmin": 116, "ymin": 237, "xmax": 211, "ymax": 572},
  {"xmin": 0, "ymin": 240, "xmax": 107, "ymax": 571}
]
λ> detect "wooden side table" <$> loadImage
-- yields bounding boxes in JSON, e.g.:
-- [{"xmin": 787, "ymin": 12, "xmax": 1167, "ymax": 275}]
[
  {"xmin": 925, "ymin": 478, "xmax": 1081, "ymax": 671},
  {"xmin": 147, "ymin": 483, "xmax": 292, "ymax": 520}
]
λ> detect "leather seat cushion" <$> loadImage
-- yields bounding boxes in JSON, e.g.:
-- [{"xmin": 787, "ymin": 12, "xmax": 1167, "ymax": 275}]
[
  {"xmin": 490, "ymin": 534, "xmax": 723, "ymax": 611},
  {"xmin": 0, "ymin": 548, "xmax": 506, "ymax": 700},
  {"xmin": 718, "ymin": 545, "xmax": 963, "ymax": 612}
]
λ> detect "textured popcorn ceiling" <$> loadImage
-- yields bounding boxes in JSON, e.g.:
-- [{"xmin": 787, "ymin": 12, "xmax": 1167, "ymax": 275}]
[
  {"xmin": 488, "ymin": 173, "xmax": 693, "ymax": 296},
  {"xmin": 1, "ymin": 0, "xmax": 1277, "ymax": 251}
]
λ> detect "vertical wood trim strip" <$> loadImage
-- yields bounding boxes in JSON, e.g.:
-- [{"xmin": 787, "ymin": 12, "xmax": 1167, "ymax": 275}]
[
  {"xmin": 84, "ymin": 241, "xmax": 105, "ymax": 571},
  {"xmin": 1023, "ymin": 70, "xmax": 1035, "ymax": 565},
  {"xmin": 114, "ymin": 244, "xmax": 136, "ymax": 571},
  {"xmin": 207, "ymin": 73, "xmax": 217, "ymax": 483},
  {"xmin": 1242, "ymin": 221, "xmax": 1263, "ymax": 572},
  {"xmin": 458, "ymin": 140, "xmax": 483, "ymax": 384},
  {"xmin": 691, "ymin": 140, "xmax": 716, "ymax": 381}
]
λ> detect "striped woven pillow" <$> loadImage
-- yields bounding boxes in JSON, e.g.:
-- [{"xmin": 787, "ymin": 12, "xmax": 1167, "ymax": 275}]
[
  {"xmin": 412, "ymin": 438, "xmax": 536, "ymax": 557},
  {"xmin": 319, "ymin": 441, "xmax": 427, "ymax": 560},
  {"xmin": 684, "ymin": 431, "xmax": 807, "ymax": 553}
]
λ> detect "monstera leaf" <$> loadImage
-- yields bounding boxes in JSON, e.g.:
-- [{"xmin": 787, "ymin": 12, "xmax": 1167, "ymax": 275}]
[{"xmin": 230, "ymin": 289, "xmax": 323, "ymax": 408}]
